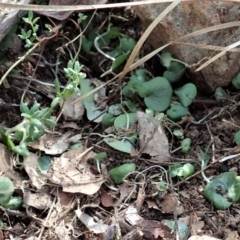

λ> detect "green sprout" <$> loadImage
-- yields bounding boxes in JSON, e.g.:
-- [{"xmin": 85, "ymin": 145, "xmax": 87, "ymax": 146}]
[
  {"xmin": 1, "ymin": 100, "xmax": 58, "ymax": 157},
  {"xmin": 18, "ymin": 11, "xmax": 40, "ymax": 48}
]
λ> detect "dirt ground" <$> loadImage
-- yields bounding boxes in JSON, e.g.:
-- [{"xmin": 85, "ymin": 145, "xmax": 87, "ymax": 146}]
[{"xmin": 0, "ymin": 1, "xmax": 240, "ymax": 240}]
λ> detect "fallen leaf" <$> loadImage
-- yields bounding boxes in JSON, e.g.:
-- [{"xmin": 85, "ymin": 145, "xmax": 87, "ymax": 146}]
[
  {"xmin": 100, "ymin": 188, "xmax": 114, "ymax": 207},
  {"xmin": 47, "ymin": 147, "xmax": 107, "ymax": 195},
  {"xmin": 137, "ymin": 111, "xmax": 170, "ymax": 163},
  {"xmin": 0, "ymin": 143, "xmax": 24, "ymax": 188},
  {"xmin": 60, "ymin": 93, "xmax": 85, "ymax": 120},
  {"xmin": 23, "ymin": 191, "xmax": 52, "ymax": 210},
  {"xmin": 24, "ymin": 153, "xmax": 48, "ymax": 189},
  {"xmin": 115, "ymin": 183, "xmax": 135, "ymax": 206},
  {"xmin": 191, "ymin": 221, "xmax": 205, "ymax": 236},
  {"xmin": 30, "ymin": 132, "xmax": 81, "ymax": 155},
  {"xmin": 75, "ymin": 208, "xmax": 109, "ymax": 234},
  {"xmin": 161, "ymin": 193, "xmax": 176, "ymax": 214}
]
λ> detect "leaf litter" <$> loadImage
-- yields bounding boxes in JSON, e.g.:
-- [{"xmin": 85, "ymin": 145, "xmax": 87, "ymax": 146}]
[{"xmin": 1, "ymin": 0, "xmax": 240, "ymax": 239}]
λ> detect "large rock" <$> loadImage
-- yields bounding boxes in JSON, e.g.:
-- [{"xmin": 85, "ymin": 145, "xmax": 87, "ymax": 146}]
[{"xmin": 133, "ymin": 1, "xmax": 240, "ymax": 93}]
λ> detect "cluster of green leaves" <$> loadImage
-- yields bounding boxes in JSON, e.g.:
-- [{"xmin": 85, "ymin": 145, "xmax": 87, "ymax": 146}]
[
  {"xmin": 0, "ymin": 176, "xmax": 22, "ymax": 211},
  {"xmin": 1, "ymin": 100, "xmax": 58, "ymax": 157},
  {"xmin": 55, "ymin": 59, "xmax": 85, "ymax": 100},
  {"xmin": 99, "ymin": 53, "xmax": 197, "ymax": 153},
  {"xmin": 122, "ymin": 65, "xmax": 196, "ymax": 121},
  {"xmin": 80, "ymin": 14, "xmax": 136, "ymax": 74},
  {"xmin": 18, "ymin": 11, "xmax": 40, "ymax": 48}
]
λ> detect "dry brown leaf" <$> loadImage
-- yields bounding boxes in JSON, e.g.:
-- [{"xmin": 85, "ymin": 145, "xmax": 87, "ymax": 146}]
[
  {"xmin": 100, "ymin": 188, "xmax": 114, "ymax": 207},
  {"xmin": 161, "ymin": 193, "xmax": 176, "ymax": 214},
  {"xmin": 47, "ymin": 147, "xmax": 107, "ymax": 195},
  {"xmin": 114, "ymin": 183, "xmax": 135, "ymax": 206},
  {"xmin": 23, "ymin": 191, "xmax": 53, "ymax": 210},
  {"xmin": 0, "ymin": 143, "xmax": 24, "ymax": 188},
  {"xmin": 30, "ymin": 132, "xmax": 81, "ymax": 155},
  {"xmin": 137, "ymin": 111, "xmax": 170, "ymax": 163},
  {"xmin": 23, "ymin": 153, "xmax": 48, "ymax": 189},
  {"xmin": 191, "ymin": 221, "xmax": 205, "ymax": 236},
  {"xmin": 60, "ymin": 93, "xmax": 85, "ymax": 120}
]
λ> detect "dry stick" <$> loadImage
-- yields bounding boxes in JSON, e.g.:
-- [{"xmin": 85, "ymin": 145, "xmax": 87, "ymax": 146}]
[
  {"xmin": 0, "ymin": 0, "xmax": 194, "ymax": 12},
  {"xmin": 1, "ymin": 0, "xmax": 240, "ymax": 12},
  {"xmin": 196, "ymin": 40, "xmax": 240, "ymax": 71}
]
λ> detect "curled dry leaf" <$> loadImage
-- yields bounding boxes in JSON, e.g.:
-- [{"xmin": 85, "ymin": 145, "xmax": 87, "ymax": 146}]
[
  {"xmin": 47, "ymin": 147, "xmax": 107, "ymax": 195},
  {"xmin": 23, "ymin": 153, "xmax": 48, "ymax": 189},
  {"xmin": 137, "ymin": 111, "xmax": 170, "ymax": 163},
  {"xmin": 0, "ymin": 143, "xmax": 24, "ymax": 188},
  {"xmin": 30, "ymin": 131, "xmax": 81, "ymax": 155},
  {"xmin": 75, "ymin": 208, "xmax": 109, "ymax": 234},
  {"xmin": 23, "ymin": 191, "xmax": 53, "ymax": 210},
  {"xmin": 60, "ymin": 93, "xmax": 85, "ymax": 120},
  {"xmin": 35, "ymin": 0, "xmax": 108, "ymax": 20}
]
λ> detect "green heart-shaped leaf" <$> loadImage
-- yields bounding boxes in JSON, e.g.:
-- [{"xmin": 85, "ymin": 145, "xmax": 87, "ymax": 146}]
[
  {"xmin": 102, "ymin": 113, "xmax": 116, "ymax": 128},
  {"xmin": 214, "ymin": 87, "xmax": 228, "ymax": 102},
  {"xmin": 181, "ymin": 138, "xmax": 191, "ymax": 153},
  {"xmin": 136, "ymin": 77, "xmax": 172, "ymax": 112},
  {"xmin": 109, "ymin": 163, "xmax": 136, "ymax": 184},
  {"xmin": 163, "ymin": 61, "xmax": 185, "ymax": 83},
  {"xmin": 114, "ymin": 113, "xmax": 136, "ymax": 131},
  {"xmin": 38, "ymin": 156, "xmax": 52, "ymax": 172},
  {"xmin": 175, "ymin": 83, "xmax": 197, "ymax": 107},
  {"xmin": 0, "ymin": 177, "xmax": 14, "ymax": 205},
  {"xmin": 232, "ymin": 72, "xmax": 240, "ymax": 89},
  {"xmin": 104, "ymin": 138, "xmax": 133, "ymax": 153},
  {"xmin": 234, "ymin": 130, "xmax": 240, "ymax": 145},
  {"xmin": 166, "ymin": 103, "xmax": 188, "ymax": 121},
  {"xmin": 120, "ymin": 38, "xmax": 136, "ymax": 52},
  {"xmin": 204, "ymin": 172, "xmax": 240, "ymax": 210}
]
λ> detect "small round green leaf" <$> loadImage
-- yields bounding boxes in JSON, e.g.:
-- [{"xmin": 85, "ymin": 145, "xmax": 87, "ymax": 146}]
[
  {"xmin": 203, "ymin": 172, "xmax": 240, "ymax": 210},
  {"xmin": 120, "ymin": 38, "xmax": 136, "ymax": 52},
  {"xmin": 104, "ymin": 138, "xmax": 133, "ymax": 153},
  {"xmin": 106, "ymin": 27, "xmax": 119, "ymax": 39},
  {"xmin": 166, "ymin": 103, "xmax": 188, "ymax": 121},
  {"xmin": 2, "ymin": 197, "xmax": 23, "ymax": 210},
  {"xmin": 136, "ymin": 77, "xmax": 172, "ymax": 112},
  {"xmin": 114, "ymin": 113, "xmax": 136, "ymax": 131},
  {"xmin": 163, "ymin": 61, "xmax": 185, "ymax": 83},
  {"xmin": 0, "ymin": 176, "xmax": 14, "ymax": 205},
  {"xmin": 109, "ymin": 163, "xmax": 136, "ymax": 184},
  {"xmin": 38, "ymin": 156, "xmax": 52, "ymax": 172},
  {"xmin": 214, "ymin": 87, "xmax": 228, "ymax": 102},
  {"xmin": 102, "ymin": 113, "xmax": 116, "ymax": 128},
  {"xmin": 232, "ymin": 72, "xmax": 240, "ymax": 89},
  {"xmin": 175, "ymin": 83, "xmax": 197, "ymax": 107},
  {"xmin": 234, "ymin": 130, "xmax": 240, "ymax": 145},
  {"xmin": 170, "ymin": 163, "xmax": 195, "ymax": 179},
  {"xmin": 181, "ymin": 138, "xmax": 191, "ymax": 153},
  {"xmin": 12, "ymin": 144, "xmax": 30, "ymax": 157}
]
